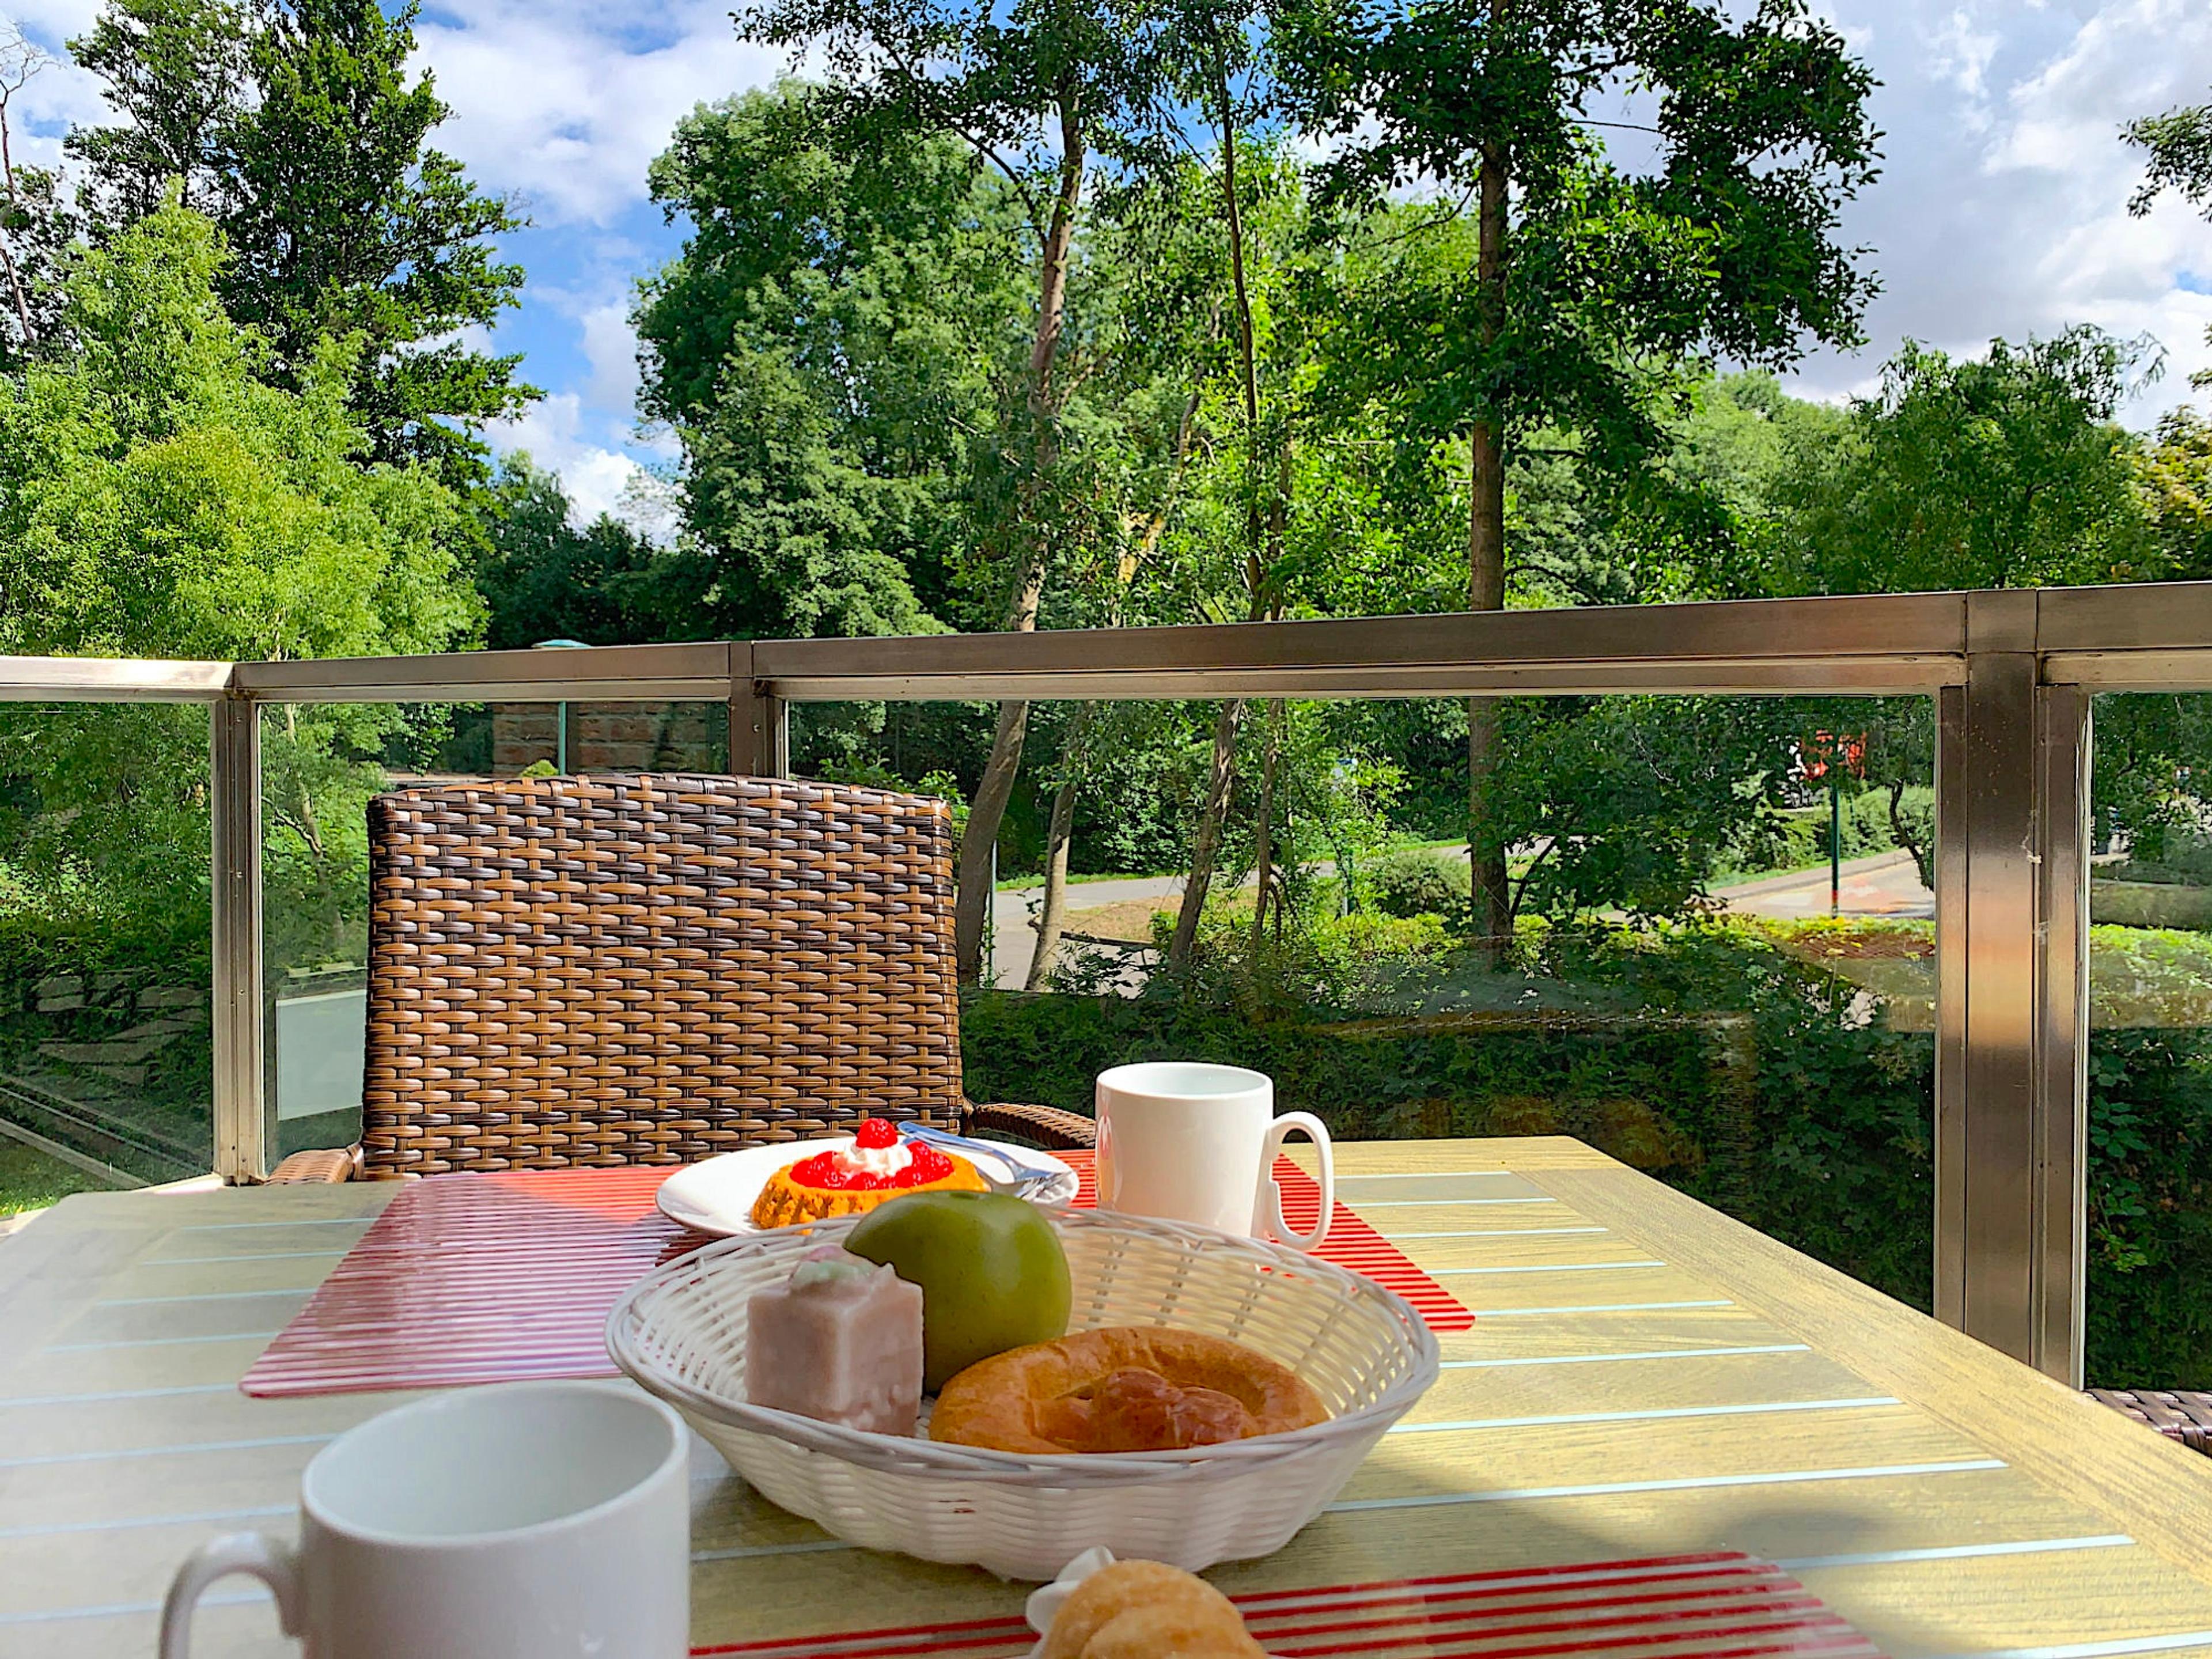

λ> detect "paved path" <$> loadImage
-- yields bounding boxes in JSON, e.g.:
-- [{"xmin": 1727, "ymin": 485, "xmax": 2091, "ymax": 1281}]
[
  {"xmin": 990, "ymin": 873, "xmax": 1185, "ymax": 989},
  {"xmin": 1715, "ymin": 849, "xmax": 1934, "ymax": 921},
  {"xmin": 988, "ymin": 847, "xmax": 1937, "ymax": 988}
]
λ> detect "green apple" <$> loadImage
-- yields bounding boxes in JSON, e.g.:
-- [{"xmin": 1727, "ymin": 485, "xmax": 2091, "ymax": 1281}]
[{"xmin": 845, "ymin": 1191, "xmax": 1071, "ymax": 1391}]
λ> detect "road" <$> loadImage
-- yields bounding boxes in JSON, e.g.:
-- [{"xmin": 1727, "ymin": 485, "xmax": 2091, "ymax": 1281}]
[
  {"xmin": 986, "ymin": 847, "xmax": 1936, "ymax": 988},
  {"xmin": 989, "ymin": 873, "xmax": 1186, "ymax": 990},
  {"xmin": 1713, "ymin": 849, "xmax": 1934, "ymax": 922}
]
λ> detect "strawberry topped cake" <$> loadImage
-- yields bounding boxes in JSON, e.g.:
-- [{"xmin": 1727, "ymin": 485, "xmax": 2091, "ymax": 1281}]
[{"xmin": 749, "ymin": 1119, "xmax": 991, "ymax": 1229}]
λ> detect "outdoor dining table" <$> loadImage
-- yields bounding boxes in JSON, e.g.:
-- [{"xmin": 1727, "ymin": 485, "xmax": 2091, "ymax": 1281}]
[{"xmin": 9, "ymin": 1134, "xmax": 2212, "ymax": 1658}]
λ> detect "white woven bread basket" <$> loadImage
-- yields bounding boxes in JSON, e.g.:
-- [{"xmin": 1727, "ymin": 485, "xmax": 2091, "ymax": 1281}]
[{"xmin": 606, "ymin": 1207, "xmax": 1440, "ymax": 1579}]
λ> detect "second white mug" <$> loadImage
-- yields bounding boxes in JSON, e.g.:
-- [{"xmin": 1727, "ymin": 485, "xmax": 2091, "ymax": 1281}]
[
  {"xmin": 159, "ymin": 1380, "xmax": 690, "ymax": 1659},
  {"xmin": 1094, "ymin": 1061, "xmax": 1334, "ymax": 1251}
]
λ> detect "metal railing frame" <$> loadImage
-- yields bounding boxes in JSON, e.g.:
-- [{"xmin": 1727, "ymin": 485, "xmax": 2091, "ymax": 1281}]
[{"xmin": 16, "ymin": 580, "xmax": 2212, "ymax": 1382}]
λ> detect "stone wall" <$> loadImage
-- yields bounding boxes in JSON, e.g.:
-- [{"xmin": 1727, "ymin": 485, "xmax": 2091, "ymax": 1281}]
[{"xmin": 489, "ymin": 702, "xmax": 725, "ymax": 776}]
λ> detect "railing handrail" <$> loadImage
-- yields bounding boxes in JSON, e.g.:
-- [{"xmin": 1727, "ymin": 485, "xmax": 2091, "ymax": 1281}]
[{"xmin": 9, "ymin": 581, "xmax": 2212, "ymax": 705}]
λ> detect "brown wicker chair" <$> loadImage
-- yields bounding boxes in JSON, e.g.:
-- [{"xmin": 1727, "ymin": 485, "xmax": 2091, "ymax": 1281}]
[
  {"xmin": 270, "ymin": 773, "xmax": 1093, "ymax": 1183},
  {"xmin": 2088, "ymin": 1389, "xmax": 2212, "ymax": 1455}
]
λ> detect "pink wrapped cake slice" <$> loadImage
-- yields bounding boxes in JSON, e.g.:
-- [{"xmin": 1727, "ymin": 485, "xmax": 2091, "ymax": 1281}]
[{"xmin": 746, "ymin": 1247, "xmax": 925, "ymax": 1437}]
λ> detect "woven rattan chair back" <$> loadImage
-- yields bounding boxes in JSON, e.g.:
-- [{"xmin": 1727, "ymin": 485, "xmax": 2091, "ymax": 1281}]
[{"xmin": 360, "ymin": 773, "xmax": 966, "ymax": 1177}]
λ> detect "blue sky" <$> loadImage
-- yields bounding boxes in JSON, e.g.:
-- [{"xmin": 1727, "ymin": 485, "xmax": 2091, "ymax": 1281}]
[{"xmin": 4, "ymin": 0, "xmax": 2212, "ymax": 528}]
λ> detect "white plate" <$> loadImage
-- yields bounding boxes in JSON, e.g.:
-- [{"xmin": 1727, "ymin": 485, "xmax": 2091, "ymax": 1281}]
[{"xmin": 656, "ymin": 1134, "xmax": 1080, "ymax": 1238}]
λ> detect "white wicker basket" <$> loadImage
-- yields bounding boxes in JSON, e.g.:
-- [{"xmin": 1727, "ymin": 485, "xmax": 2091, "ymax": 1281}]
[{"xmin": 605, "ymin": 1208, "xmax": 1440, "ymax": 1579}]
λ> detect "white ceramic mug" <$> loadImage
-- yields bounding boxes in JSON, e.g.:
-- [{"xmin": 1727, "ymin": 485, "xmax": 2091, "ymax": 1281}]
[
  {"xmin": 160, "ymin": 1381, "xmax": 690, "ymax": 1659},
  {"xmin": 1094, "ymin": 1061, "xmax": 1334, "ymax": 1250}
]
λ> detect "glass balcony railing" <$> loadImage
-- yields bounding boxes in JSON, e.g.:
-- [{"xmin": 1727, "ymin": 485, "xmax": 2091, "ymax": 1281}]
[{"xmin": 10, "ymin": 581, "xmax": 2212, "ymax": 1388}]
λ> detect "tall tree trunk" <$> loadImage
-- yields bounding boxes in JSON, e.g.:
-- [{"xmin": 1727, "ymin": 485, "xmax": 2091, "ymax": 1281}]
[
  {"xmin": 1165, "ymin": 53, "xmax": 1267, "ymax": 979},
  {"xmin": 1168, "ymin": 698, "xmax": 1245, "ymax": 971},
  {"xmin": 1248, "ymin": 446, "xmax": 1291, "ymax": 953},
  {"xmin": 1466, "ymin": 136, "xmax": 1512, "ymax": 960},
  {"xmin": 1249, "ymin": 697, "xmax": 1283, "ymax": 954},
  {"xmin": 0, "ymin": 100, "xmax": 32, "ymax": 348},
  {"xmin": 952, "ymin": 100, "xmax": 1086, "ymax": 984},
  {"xmin": 1025, "ymin": 702, "xmax": 1093, "ymax": 991},
  {"xmin": 1887, "ymin": 774, "xmax": 1933, "ymax": 891}
]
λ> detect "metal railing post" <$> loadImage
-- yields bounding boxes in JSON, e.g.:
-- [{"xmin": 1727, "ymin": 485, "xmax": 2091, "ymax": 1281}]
[
  {"xmin": 1936, "ymin": 593, "xmax": 2089, "ymax": 1382},
  {"xmin": 2035, "ymin": 683, "xmax": 2091, "ymax": 1382},
  {"xmin": 728, "ymin": 643, "xmax": 789, "ymax": 777},
  {"xmin": 210, "ymin": 692, "xmax": 266, "ymax": 1182}
]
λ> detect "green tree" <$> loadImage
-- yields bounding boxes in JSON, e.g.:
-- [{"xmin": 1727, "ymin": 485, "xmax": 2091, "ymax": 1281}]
[
  {"xmin": 65, "ymin": 0, "xmax": 249, "ymax": 219},
  {"xmin": 67, "ymin": 0, "xmax": 533, "ymax": 483},
  {"xmin": 736, "ymin": 0, "xmax": 1185, "ymax": 982},
  {"xmin": 636, "ymin": 84, "xmax": 1027, "ymax": 643},
  {"xmin": 1277, "ymin": 0, "xmax": 1881, "ymax": 953},
  {"xmin": 2139, "ymin": 408, "xmax": 2212, "ymax": 582},
  {"xmin": 2126, "ymin": 87, "xmax": 2212, "ymax": 389},
  {"xmin": 1787, "ymin": 329, "xmax": 2161, "ymax": 596},
  {"xmin": 0, "ymin": 198, "xmax": 478, "ymax": 926},
  {"xmin": 475, "ymin": 459, "xmax": 673, "ymax": 650}
]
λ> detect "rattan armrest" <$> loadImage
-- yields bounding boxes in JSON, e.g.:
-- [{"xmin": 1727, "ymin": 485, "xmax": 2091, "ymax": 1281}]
[
  {"xmin": 268, "ymin": 1145, "xmax": 363, "ymax": 1184},
  {"xmin": 961, "ymin": 1101, "xmax": 1096, "ymax": 1151},
  {"xmin": 2089, "ymin": 1388, "xmax": 2212, "ymax": 1455}
]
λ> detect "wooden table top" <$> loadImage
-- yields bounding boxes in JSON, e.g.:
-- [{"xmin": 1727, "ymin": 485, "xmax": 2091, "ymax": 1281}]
[{"xmin": 7, "ymin": 1135, "xmax": 2212, "ymax": 1657}]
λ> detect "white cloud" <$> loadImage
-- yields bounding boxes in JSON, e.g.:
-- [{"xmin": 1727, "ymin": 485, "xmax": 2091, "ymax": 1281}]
[
  {"xmin": 1925, "ymin": 7, "xmax": 1999, "ymax": 102},
  {"xmin": 578, "ymin": 299, "xmax": 643, "ymax": 414},
  {"xmin": 1, "ymin": 7, "xmax": 111, "ymax": 169},
  {"xmin": 410, "ymin": 0, "xmax": 783, "ymax": 227},
  {"xmin": 487, "ymin": 392, "xmax": 650, "ymax": 527},
  {"xmin": 1785, "ymin": 0, "xmax": 2212, "ymax": 424}
]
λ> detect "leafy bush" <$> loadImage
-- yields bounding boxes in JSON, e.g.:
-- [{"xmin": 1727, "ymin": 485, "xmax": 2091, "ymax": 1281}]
[
  {"xmin": 0, "ymin": 888, "xmax": 212, "ymax": 1179},
  {"xmin": 1716, "ymin": 786, "xmax": 1932, "ymax": 884},
  {"xmin": 1371, "ymin": 846, "xmax": 1469, "ymax": 918},
  {"xmin": 968, "ymin": 920, "xmax": 1939, "ymax": 1318}
]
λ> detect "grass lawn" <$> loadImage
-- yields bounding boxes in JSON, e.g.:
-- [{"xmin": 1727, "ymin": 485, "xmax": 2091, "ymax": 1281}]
[{"xmin": 0, "ymin": 1137, "xmax": 108, "ymax": 1216}]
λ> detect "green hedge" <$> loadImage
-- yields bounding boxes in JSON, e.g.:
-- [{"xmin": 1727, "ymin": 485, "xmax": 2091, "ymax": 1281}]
[
  {"xmin": 964, "ymin": 923, "xmax": 2212, "ymax": 1387},
  {"xmin": 964, "ymin": 926, "xmax": 1938, "ymax": 1317}
]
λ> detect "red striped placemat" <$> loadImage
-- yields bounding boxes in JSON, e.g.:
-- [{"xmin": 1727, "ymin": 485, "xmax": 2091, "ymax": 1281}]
[
  {"xmin": 241, "ymin": 1155, "xmax": 1471, "ymax": 1398},
  {"xmin": 240, "ymin": 1166, "xmax": 688, "ymax": 1397},
  {"xmin": 688, "ymin": 1553, "xmax": 1885, "ymax": 1657}
]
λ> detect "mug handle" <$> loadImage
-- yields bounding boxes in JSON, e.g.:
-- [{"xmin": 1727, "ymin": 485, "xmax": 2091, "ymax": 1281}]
[
  {"xmin": 1254, "ymin": 1111, "xmax": 1334, "ymax": 1252},
  {"xmin": 160, "ymin": 1532, "xmax": 304, "ymax": 1658}
]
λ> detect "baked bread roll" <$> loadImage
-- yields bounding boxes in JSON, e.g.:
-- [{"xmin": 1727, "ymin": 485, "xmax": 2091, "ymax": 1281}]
[
  {"xmin": 1038, "ymin": 1560, "xmax": 1264, "ymax": 1659},
  {"xmin": 931, "ymin": 1326, "xmax": 1327, "ymax": 1455}
]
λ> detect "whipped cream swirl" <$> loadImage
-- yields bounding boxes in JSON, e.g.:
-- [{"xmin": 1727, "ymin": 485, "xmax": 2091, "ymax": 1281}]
[{"xmin": 835, "ymin": 1138, "xmax": 914, "ymax": 1179}]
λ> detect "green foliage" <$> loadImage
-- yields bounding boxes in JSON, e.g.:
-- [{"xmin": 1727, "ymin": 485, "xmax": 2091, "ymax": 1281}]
[
  {"xmin": 988, "ymin": 899, "xmax": 2212, "ymax": 1384},
  {"xmin": 1785, "ymin": 329, "xmax": 2162, "ymax": 593},
  {"xmin": 0, "ymin": 204, "xmax": 477, "ymax": 661},
  {"xmin": 2127, "ymin": 94, "xmax": 2212, "ymax": 220},
  {"xmin": 1276, "ymin": 0, "xmax": 1880, "ymax": 578},
  {"xmin": 1714, "ymin": 787, "xmax": 1931, "ymax": 885},
  {"xmin": 0, "ymin": 198, "xmax": 477, "ymax": 927},
  {"xmin": 0, "ymin": 877, "xmax": 215, "ymax": 1176},
  {"xmin": 475, "ymin": 457, "xmax": 673, "ymax": 650},
  {"xmin": 2126, "ymin": 87, "xmax": 2212, "ymax": 391},
  {"xmin": 1372, "ymin": 846, "xmax": 1469, "ymax": 919},
  {"xmin": 67, "ymin": 0, "xmax": 533, "ymax": 483},
  {"xmin": 2084, "ymin": 1027, "xmax": 2212, "ymax": 1384},
  {"xmin": 1486, "ymin": 696, "xmax": 1806, "ymax": 924},
  {"xmin": 2138, "ymin": 408, "xmax": 2212, "ymax": 579},
  {"xmin": 637, "ymin": 83, "xmax": 1031, "ymax": 639},
  {"xmin": 968, "ymin": 920, "xmax": 1938, "ymax": 1314}
]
